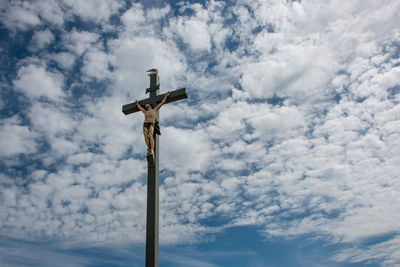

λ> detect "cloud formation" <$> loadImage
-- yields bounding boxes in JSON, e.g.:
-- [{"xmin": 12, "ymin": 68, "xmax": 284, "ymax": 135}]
[{"xmin": 1, "ymin": 0, "xmax": 400, "ymax": 265}]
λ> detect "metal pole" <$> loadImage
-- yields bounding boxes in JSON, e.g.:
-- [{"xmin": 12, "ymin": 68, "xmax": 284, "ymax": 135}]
[
  {"xmin": 145, "ymin": 74, "xmax": 159, "ymax": 267},
  {"xmin": 145, "ymin": 152, "xmax": 158, "ymax": 267}
]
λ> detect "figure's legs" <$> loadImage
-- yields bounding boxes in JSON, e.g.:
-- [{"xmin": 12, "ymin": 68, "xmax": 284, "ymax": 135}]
[
  {"xmin": 148, "ymin": 125, "xmax": 155, "ymax": 155},
  {"xmin": 143, "ymin": 127, "xmax": 151, "ymax": 152}
]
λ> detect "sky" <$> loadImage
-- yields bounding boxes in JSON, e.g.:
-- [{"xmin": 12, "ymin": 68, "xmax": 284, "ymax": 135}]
[{"xmin": 0, "ymin": 0, "xmax": 399, "ymax": 266}]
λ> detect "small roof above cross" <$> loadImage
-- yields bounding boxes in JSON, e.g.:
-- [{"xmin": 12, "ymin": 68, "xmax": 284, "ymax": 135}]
[{"xmin": 147, "ymin": 68, "xmax": 158, "ymax": 74}]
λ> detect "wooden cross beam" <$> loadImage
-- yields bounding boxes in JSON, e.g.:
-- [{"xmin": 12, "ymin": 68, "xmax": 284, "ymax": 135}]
[
  {"xmin": 122, "ymin": 69, "xmax": 188, "ymax": 267},
  {"xmin": 122, "ymin": 88, "xmax": 188, "ymax": 115}
]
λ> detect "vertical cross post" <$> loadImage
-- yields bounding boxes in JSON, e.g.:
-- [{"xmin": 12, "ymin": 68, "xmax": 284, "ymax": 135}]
[
  {"xmin": 145, "ymin": 73, "xmax": 159, "ymax": 267},
  {"xmin": 122, "ymin": 70, "xmax": 188, "ymax": 267}
]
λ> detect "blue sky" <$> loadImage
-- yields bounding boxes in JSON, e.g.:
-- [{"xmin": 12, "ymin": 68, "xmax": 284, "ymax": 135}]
[{"xmin": 0, "ymin": 0, "xmax": 400, "ymax": 266}]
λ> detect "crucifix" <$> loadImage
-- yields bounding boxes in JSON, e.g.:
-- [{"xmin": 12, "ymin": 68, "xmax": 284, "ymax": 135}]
[{"xmin": 122, "ymin": 69, "xmax": 188, "ymax": 267}]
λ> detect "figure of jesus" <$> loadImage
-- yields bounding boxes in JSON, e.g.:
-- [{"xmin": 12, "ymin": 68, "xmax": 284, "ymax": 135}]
[{"xmin": 136, "ymin": 91, "xmax": 170, "ymax": 155}]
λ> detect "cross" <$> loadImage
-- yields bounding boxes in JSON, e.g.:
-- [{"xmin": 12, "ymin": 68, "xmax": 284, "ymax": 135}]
[{"xmin": 122, "ymin": 69, "xmax": 188, "ymax": 267}]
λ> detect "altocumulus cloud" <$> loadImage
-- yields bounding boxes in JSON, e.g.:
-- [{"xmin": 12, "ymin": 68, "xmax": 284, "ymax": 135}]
[{"xmin": 0, "ymin": 0, "xmax": 400, "ymax": 266}]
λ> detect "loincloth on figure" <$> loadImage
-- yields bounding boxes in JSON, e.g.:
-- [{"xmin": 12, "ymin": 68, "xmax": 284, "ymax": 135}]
[{"xmin": 143, "ymin": 121, "xmax": 161, "ymax": 135}]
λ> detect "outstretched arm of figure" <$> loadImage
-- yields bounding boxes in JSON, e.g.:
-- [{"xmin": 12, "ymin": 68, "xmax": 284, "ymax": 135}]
[
  {"xmin": 136, "ymin": 100, "xmax": 146, "ymax": 113},
  {"xmin": 154, "ymin": 91, "xmax": 170, "ymax": 111}
]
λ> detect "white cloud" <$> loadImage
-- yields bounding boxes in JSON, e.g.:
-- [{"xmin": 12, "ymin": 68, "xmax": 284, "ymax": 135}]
[
  {"xmin": 66, "ymin": 152, "xmax": 95, "ymax": 165},
  {"xmin": 0, "ymin": 239, "xmax": 92, "ymax": 266},
  {"xmin": 146, "ymin": 5, "xmax": 171, "ymax": 21},
  {"xmin": 34, "ymin": 0, "xmax": 64, "ymax": 26},
  {"xmin": 161, "ymin": 126, "xmax": 213, "ymax": 174},
  {"xmin": 29, "ymin": 102, "xmax": 75, "ymax": 136},
  {"xmin": 332, "ymin": 235, "xmax": 400, "ymax": 266},
  {"xmin": 0, "ymin": 0, "xmax": 66, "ymax": 32},
  {"xmin": 26, "ymin": 102, "xmax": 80, "ymax": 158},
  {"xmin": 49, "ymin": 52, "xmax": 76, "ymax": 70},
  {"xmin": 82, "ymin": 50, "xmax": 111, "ymax": 79},
  {"xmin": 246, "ymin": 104, "xmax": 305, "ymax": 142},
  {"xmin": 29, "ymin": 29, "xmax": 54, "ymax": 51},
  {"xmin": 13, "ymin": 64, "xmax": 64, "ymax": 100},
  {"xmin": 77, "ymin": 95, "xmax": 139, "ymax": 160},
  {"xmin": 0, "ymin": 1, "xmax": 42, "ymax": 31},
  {"xmin": 63, "ymin": 29, "xmax": 100, "ymax": 56},
  {"xmin": 165, "ymin": 2, "xmax": 229, "ymax": 53},
  {"xmin": 0, "ymin": 116, "xmax": 37, "ymax": 157},
  {"xmin": 60, "ymin": 0, "xmax": 123, "ymax": 23},
  {"xmin": 240, "ymin": 43, "xmax": 338, "ymax": 102},
  {"xmin": 121, "ymin": 3, "xmax": 146, "ymax": 29},
  {"xmin": 173, "ymin": 18, "xmax": 212, "ymax": 51}
]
